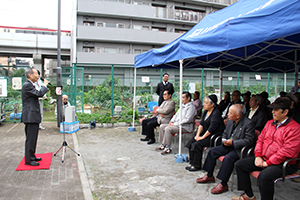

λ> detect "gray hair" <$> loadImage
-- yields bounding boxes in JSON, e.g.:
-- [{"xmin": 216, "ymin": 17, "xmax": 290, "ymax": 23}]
[
  {"xmin": 25, "ymin": 68, "xmax": 34, "ymax": 78},
  {"xmin": 205, "ymin": 96, "xmax": 217, "ymax": 108},
  {"xmin": 205, "ymin": 96, "xmax": 213, "ymax": 105},
  {"xmin": 231, "ymin": 104, "xmax": 243, "ymax": 117}
]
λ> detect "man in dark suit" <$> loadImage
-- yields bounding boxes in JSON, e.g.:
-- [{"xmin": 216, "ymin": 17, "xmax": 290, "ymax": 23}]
[
  {"xmin": 156, "ymin": 73, "xmax": 174, "ymax": 106},
  {"xmin": 21, "ymin": 68, "xmax": 49, "ymax": 166},
  {"xmin": 246, "ymin": 95, "xmax": 267, "ymax": 132},
  {"xmin": 196, "ymin": 104, "xmax": 255, "ymax": 194}
]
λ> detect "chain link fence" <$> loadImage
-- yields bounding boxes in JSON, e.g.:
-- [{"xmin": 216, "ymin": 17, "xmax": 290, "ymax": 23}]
[{"xmin": 0, "ymin": 65, "xmax": 297, "ymax": 124}]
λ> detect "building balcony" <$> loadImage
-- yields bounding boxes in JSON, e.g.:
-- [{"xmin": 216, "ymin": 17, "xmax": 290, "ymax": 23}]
[
  {"xmin": 77, "ymin": 1, "xmax": 208, "ymax": 24},
  {"xmin": 77, "ymin": 26, "xmax": 181, "ymax": 45},
  {"xmin": 77, "ymin": 51, "xmax": 135, "ymax": 65}
]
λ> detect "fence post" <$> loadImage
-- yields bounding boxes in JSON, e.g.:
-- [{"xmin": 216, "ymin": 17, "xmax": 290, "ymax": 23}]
[{"xmin": 111, "ymin": 65, "xmax": 114, "ymax": 116}]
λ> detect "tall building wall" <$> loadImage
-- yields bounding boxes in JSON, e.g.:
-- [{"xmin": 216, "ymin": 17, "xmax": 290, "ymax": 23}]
[{"xmin": 75, "ymin": 0, "xmax": 240, "ymax": 82}]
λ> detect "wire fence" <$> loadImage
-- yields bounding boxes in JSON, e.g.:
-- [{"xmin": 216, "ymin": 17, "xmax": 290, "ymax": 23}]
[{"xmin": 0, "ymin": 65, "xmax": 297, "ymax": 123}]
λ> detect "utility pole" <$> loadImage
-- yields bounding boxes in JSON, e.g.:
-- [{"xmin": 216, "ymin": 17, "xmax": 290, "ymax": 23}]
[{"xmin": 56, "ymin": 0, "xmax": 62, "ymax": 127}]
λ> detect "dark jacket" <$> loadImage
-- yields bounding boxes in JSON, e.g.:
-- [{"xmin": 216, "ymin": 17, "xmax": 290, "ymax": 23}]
[
  {"xmin": 21, "ymin": 79, "xmax": 48, "ymax": 123},
  {"xmin": 218, "ymin": 99, "xmax": 230, "ymax": 113},
  {"xmin": 245, "ymin": 106, "xmax": 267, "ymax": 132},
  {"xmin": 200, "ymin": 109, "xmax": 225, "ymax": 137},
  {"xmin": 222, "ymin": 115, "xmax": 255, "ymax": 157},
  {"xmin": 156, "ymin": 81, "xmax": 174, "ymax": 106}
]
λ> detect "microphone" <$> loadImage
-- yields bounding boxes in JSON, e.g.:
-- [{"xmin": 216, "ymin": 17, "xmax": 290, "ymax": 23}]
[{"xmin": 40, "ymin": 77, "xmax": 52, "ymax": 86}]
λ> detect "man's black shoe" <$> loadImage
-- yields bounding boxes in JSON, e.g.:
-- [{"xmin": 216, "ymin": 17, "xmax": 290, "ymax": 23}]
[
  {"xmin": 35, "ymin": 157, "xmax": 42, "ymax": 161},
  {"xmin": 25, "ymin": 161, "xmax": 40, "ymax": 166},
  {"xmin": 140, "ymin": 137, "xmax": 150, "ymax": 141},
  {"xmin": 147, "ymin": 139, "xmax": 156, "ymax": 145}
]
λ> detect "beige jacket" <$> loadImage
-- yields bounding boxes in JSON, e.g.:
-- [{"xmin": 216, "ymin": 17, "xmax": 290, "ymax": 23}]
[{"xmin": 156, "ymin": 99, "xmax": 175, "ymax": 125}]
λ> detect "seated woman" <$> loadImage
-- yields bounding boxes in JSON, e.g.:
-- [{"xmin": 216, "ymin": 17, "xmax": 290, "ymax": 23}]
[{"xmin": 185, "ymin": 94, "xmax": 225, "ymax": 171}]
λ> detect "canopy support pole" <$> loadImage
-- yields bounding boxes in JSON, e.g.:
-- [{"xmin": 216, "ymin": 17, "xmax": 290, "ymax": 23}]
[
  {"xmin": 284, "ymin": 72, "xmax": 287, "ymax": 92},
  {"xmin": 201, "ymin": 68, "xmax": 204, "ymax": 102},
  {"xmin": 175, "ymin": 59, "xmax": 184, "ymax": 163},
  {"xmin": 128, "ymin": 68, "xmax": 137, "ymax": 131},
  {"xmin": 178, "ymin": 59, "xmax": 183, "ymax": 156},
  {"xmin": 220, "ymin": 69, "xmax": 223, "ymax": 102}
]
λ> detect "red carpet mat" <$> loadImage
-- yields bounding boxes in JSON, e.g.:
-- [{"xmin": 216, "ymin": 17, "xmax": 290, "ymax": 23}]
[{"xmin": 16, "ymin": 153, "xmax": 53, "ymax": 171}]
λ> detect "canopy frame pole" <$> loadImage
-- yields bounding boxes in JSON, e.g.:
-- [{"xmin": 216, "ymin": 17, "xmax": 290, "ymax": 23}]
[
  {"xmin": 284, "ymin": 72, "xmax": 287, "ymax": 92},
  {"xmin": 220, "ymin": 68, "xmax": 223, "ymax": 102},
  {"xmin": 132, "ymin": 68, "xmax": 137, "ymax": 128},
  {"xmin": 178, "ymin": 59, "xmax": 183, "ymax": 156},
  {"xmin": 201, "ymin": 68, "xmax": 204, "ymax": 102}
]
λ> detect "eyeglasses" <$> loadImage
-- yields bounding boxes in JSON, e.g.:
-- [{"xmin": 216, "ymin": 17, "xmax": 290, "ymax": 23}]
[{"xmin": 163, "ymin": 93, "xmax": 168, "ymax": 96}]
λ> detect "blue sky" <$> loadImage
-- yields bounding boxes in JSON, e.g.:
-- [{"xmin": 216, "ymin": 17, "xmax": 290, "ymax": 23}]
[{"xmin": 0, "ymin": 0, "xmax": 73, "ymax": 30}]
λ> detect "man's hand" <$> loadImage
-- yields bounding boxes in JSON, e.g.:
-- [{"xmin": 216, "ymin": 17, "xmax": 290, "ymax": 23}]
[
  {"xmin": 262, "ymin": 161, "xmax": 268, "ymax": 168},
  {"xmin": 223, "ymin": 139, "xmax": 232, "ymax": 146},
  {"xmin": 160, "ymin": 114, "xmax": 165, "ymax": 118},
  {"xmin": 255, "ymin": 157, "xmax": 264, "ymax": 167},
  {"xmin": 169, "ymin": 122, "xmax": 174, "ymax": 126},
  {"xmin": 43, "ymin": 79, "xmax": 50, "ymax": 86}
]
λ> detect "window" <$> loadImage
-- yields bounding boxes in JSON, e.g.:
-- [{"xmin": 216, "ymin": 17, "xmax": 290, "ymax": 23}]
[
  {"xmin": 104, "ymin": 48, "xmax": 117, "ymax": 54},
  {"xmin": 106, "ymin": 22, "xmax": 117, "ymax": 28},
  {"xmin": 134, "ymin": 49, "xmax": 148, "ymax": 54},
  {"xmin": 175, "ymin": 29, "xmax": 187, "ymax": 34},
  {"xmin": 96, "ymin": 47, "xmax": 125, "ymax": 54},
  {"xmin": 133, "ymin": 1, "xmax": 150, "ymax": 6},
  {"xmin": 118, "ymin": 48, "xmax": 125, "ymax": 54},
  {"xmin": 133, "ymin": 25, "xmax": 149, "ymax": 30},
  {"xmin": 134, "ymin": 49, "xmax": 142, "ymax": 54},
  {"xmin": 117, "ymin": 23, "xmax": 125, "ymax": 29},
  {"xmin": 83, "ymin": 47, "xmax": 95, "ymax": 53},
  {"xmin": 83, "ymin": 22, "xmax": 94, "ymax": 26},
  {"xmin": 152, "ymin": 27, "xmax": 166, "ymax": 32},
  {"xmin": 96, "ymin": 22, "xmax": 105, "ymax": 27},
  {"xmin": 96, "ymin": 47, "xmax": 103, "ymax": 53}
]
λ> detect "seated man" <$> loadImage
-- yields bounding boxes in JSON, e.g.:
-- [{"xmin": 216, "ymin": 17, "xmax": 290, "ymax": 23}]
[
  {"xmin": 197, "ymin": 104, "xmax": 255, "ymax": 194},
  {"xmin": 193, "ymin": 91, "xmax": 203, "ymax": 117},
  {"xmin": 156, "ymin": 92, "xmax": 196, "ymax": 155},
  {"xmin": 140, "ymin": 90, "xmax": 175, "ymax": 144},
  {"xmin": 232, "ymin": 98, "xmax": 300, "ymax": 200},
  {"xmin": 246, "ymin": 95, "xmax": 267, "ymax": 132},
  {"xmin": 222, "ymin": 90, "xmax": 245, "ymax": 122}
]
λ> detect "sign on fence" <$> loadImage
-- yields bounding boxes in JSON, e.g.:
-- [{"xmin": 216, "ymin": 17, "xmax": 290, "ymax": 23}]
[{"xmin": 0, "ymin": 77, "xmax": 7, "ymax": 97}]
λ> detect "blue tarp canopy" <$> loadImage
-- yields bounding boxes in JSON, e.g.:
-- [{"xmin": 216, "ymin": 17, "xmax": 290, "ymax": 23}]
[{"xmin": 134, "ymin": 0, "xmax": 300, "ymax": 73}]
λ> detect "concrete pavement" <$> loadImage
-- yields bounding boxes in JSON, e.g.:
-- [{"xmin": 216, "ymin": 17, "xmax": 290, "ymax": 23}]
[{"xmin": 0, "ymin": 122, "xmax": 89, "ymax": 200}]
